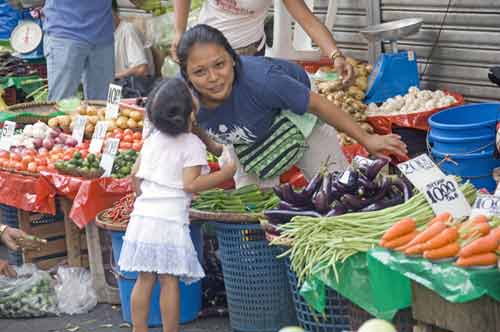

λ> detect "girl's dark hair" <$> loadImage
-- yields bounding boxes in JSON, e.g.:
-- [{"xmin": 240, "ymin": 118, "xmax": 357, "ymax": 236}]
[
  {"xmin": 145, "ymin": 78, "xmax": 193, "ymax": 136},
  {"xmin": 177, "ymin": 24, "xmax": 240, "ymax": 83}
]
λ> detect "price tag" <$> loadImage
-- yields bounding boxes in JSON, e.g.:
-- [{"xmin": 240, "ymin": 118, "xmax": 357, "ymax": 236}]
[
  {"xmin": 423, "ymin": 176, "xmax": 471, "ymax": 218},
  {"xmin": 72, "ymin": 115, "xmax": 87, "ymax": 144},
  {"xmin": 397, "ymin": 154, "xmax": 445, "ymax": 190},
  {"xmin": 470, "ymin": 194, "xmax": 500, "ymax": 217},
  {"xmin": 89, "ymin": 121, "xmax": 109, "ymax": 154},
  {"xmin": 106, "ymin": 84, "xmax": 122, "ymax": 120},
  {"xmin": 100, "ymin": 138, "xmax": 120, "ymax": 177},
  {"xmin": 353, "ymin": 156, "xmax": 375, "ymax": 168},
  {"xmin": 0, "ymin": 121, "xmax": 16, "ymax": 151}
]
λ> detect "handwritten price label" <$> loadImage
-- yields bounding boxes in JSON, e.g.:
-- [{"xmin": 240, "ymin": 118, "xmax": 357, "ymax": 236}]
[
  {"xmin": 470, "ymin": 194, "xmax": 500, "ymax": 217},
  {"xmin": 72, "ymin": 116, "xmax": 87, "ymax": 144},
  {"xmin": 89, "ymin": 121, "xmax": 109, "ymax": 154},
  {"xmin": 0, "ymin": 121, "xmax": 16, "ymax": 151},
  {"xmin": 100, "ymin": 138, "xmax": 120, "ymax": 177},
  {"xmin": 397, "ymin": 154, "xmax": 445, "ymax": 190},
  {"xmin": 105, "ymin": 84, "xmax": 122, "ymax": 120},
  {"xmin": 423, "ymin": 176, "xmax": 471, "ymax": 218}
]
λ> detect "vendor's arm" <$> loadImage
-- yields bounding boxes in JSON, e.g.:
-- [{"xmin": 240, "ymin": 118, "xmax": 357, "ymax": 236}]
[
  {"xmin": 171, "ymin": 0, "xmax": 192, "ymax": 60},
  {"xmin": 308, "ymin": 92, "xmax": 407, "ymax": 157},
  {"xmin": 0, "ymin": 223, "xmax": 27, "ymax": 251},
  {"xmin": 115, "ymin": 64, "xmax": 149, "ymax": 79},
  {"xmin": 283, "ymin": 0, "xmax": 354, "ymax": 85}
]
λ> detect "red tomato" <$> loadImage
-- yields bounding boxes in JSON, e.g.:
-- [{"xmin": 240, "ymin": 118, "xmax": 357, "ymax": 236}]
[
  {"xmin": 0, "ymin": 151, "xmax": 10, "ymax": 159},
  {"xmin": 8, "ymin": 160, "xmax": 17, "ymax": 169},
  {"xmin": 133, "ymin": 132, "xmax": 142, "ymax": 140},
  {"xmin": 123, "ymin": 134, "xmax": 134, "ymax": 143},
  {"xmin": 15, "ymin": 162, "xmax": 24, "ymax": 171},
  {"xmin": 11, "ymin": 154, "xmax": 22, "ymax": 162},
  {"xmin": 80, "ymin": 150, "xmax": 89, "ymax": 159},
  {"xmin": 22, "ymin": 155, "xmax": 35, "ymax": 165},
  {"xmin": 52, "ymin": 145, "xmax": 64, "ymax": 153},
  {"xmin": 35, "ymin": 157, "xmax": 48, "ymax": 166},
  {"xmin": 63, "ymin": 154, "xmax": 72, "ymax": 161},
  {"xmin": 132, "ymin": 141, "xmax": 143, "ymax": 151},
  {"xmin": 24, "ymin": 149, "xmax": 36, "ymax": 156},
  {"xmin": 50, "ymin": 153, "xmax": 62, "ymax": 162},
  {"xmin": 27, "ymin": 162, "xmax": 38, "ymax": 173},
  {"xmin": 119, "ymin": 141, "xmax": 132, "ymax": 149},
  {"xmin": 112, "ymin": 128, "xmax": 123, "ymax": 135},
  {"xmin": 113, "ymin": 132, "xmax": 123, "ymax": 140},
  {"xmin": 124, "ymin": 129, "xmax": 134, "ymax": 136},
  {"xmin": 38, "ymin": 150, "xmax": 49, "ymax": 157}
]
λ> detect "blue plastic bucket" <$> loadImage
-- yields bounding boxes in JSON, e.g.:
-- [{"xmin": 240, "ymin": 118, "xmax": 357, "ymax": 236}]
[
  {"xmin": 428, "ymin": 103, "xmax": 500, "ymax": 192},
  {"xmin": 110, "ymin": 224, "xmax": 203, "ymax": 327}
]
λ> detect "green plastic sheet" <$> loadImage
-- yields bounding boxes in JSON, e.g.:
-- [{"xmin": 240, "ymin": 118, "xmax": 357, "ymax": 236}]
[
  {"xmin": 368, "ymin": 247, "xmax": 500, "ymax": 303},
  {"xmin": 0, "ymin": 76, "xmax": 40, "ymax": 90},
  {"xmin": 299, "ymin": 253, "xmax": 412, "ymax": 321}
]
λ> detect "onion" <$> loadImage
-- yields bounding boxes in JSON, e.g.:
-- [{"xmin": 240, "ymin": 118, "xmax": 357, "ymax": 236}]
[
  {"xmin": 65, "ymin": 137, "xmax": 78, "ymax": 147},
  {"xmin": 358, "ymin": 319, "xmax": 397, "ymax": 332},
  {"xmin": 38, "ymin": 147, "xmax": 48, "ymax": 154},
  {"xmin": 48, "ymin": 128, "xmax": 60, "ymax": 138},
  {"xmin": 33, "ymin": 138, "xmax": 43, "ymax": 148},
  {"xmin": 54, "ymin": 136, "xmax": 65, "ymax": 145},
  {"xmin": 42, "ymin": 137, "xmax": 55, "ymax": 150}
]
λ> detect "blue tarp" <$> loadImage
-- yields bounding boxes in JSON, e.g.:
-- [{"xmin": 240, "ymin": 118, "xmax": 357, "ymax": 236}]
[{"xmin": 0, "ymin": 0, "xmax": 20, "ymax": 40}]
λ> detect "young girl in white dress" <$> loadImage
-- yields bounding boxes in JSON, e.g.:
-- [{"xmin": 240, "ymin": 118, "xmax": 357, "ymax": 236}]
[{"xmin": 118, "ymin": 78, "xmax": 237, "ymax": 332}]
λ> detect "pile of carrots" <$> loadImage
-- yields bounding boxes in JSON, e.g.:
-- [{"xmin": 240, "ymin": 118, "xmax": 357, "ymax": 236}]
[{"xmin": 380, "ymin": 212, "xmax": 500, "ymax": 268}]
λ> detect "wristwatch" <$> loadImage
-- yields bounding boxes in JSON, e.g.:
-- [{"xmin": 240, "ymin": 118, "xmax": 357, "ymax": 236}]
[
  {"xmin": 0, "ymin": 224, "xmax": 8, "ymax": 238},
  {"xmin": 329, "ymin": 49, "xmax": 344, "ymax": 62}
]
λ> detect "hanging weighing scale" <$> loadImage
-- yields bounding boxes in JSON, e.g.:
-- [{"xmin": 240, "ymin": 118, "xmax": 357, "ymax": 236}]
[
  {"xmin": 360, "ymin": 18, "xmax": 424, "ymax": 104},
  {"xmin": 9, "ymin": 2, "xmax": 44, "ymax": 60}
]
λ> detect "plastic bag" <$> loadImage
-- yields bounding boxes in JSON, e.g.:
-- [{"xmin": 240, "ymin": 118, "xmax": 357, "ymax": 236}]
[
  {"xmin": 145, "ymin": 9, "xmax": 200, "ymax": 50},
  {"xmin": 55, "ymin": 267, "xmax": 97, "ymax": 315},
  {"xmin": 0, "ymin": 264, "xmax": 59, "ymax": 318},
  {"xmin": 161, "ymin": 56, "xmax": 180, "ymax": 77}
]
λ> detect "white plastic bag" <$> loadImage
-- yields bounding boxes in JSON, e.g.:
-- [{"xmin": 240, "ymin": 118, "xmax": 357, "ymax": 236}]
[
  {"xmin": 0, "ymin": 264, "xmax": 59, "ymax": 318},
  {"xmin": 55, "ymin": 267, "xmax": 97, "ymax": 315},
  {"xmin": 161, "ymin": 56, "xmax": 180, "ymax": 77}
]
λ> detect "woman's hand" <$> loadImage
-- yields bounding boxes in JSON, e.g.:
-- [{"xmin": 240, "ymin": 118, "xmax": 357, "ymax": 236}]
[
  {"xmin": 363, "ymin": 133, "xmax": 408, "ymax": 159},
  {"xmin": 170, "ymin": 32, "xmax": 183, "ymax": 62},
  {"xmin": 334, "ymin": 57, "xmax": 355, "ymax": 87}
]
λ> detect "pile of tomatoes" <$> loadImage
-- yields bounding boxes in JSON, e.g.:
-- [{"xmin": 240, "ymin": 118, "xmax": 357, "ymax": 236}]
[{"xmin": 106, "ymin": 128, "xmax": 143, "ymax": 152}]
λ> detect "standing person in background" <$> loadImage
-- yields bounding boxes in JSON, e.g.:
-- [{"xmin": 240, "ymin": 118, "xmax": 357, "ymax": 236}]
[
  {"xmin": 171, "ymin": 0, "xmax": 354, "ymax": 86},
  {"xmin": 43, "ymin": 0, "xmax": 116, "ymax": 101},
  {"xmin": 112, "ymin": 0, "xmax": 155, "ymax": 80}
]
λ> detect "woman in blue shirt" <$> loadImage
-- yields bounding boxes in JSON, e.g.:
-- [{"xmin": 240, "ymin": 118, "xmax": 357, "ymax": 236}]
[{"xmin": 177, "ymin": 24, "xmax": 407, "ymax": 186}]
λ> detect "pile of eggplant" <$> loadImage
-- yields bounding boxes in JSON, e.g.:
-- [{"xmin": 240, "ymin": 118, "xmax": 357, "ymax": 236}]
[
  {"xmin": 265, "ymin": 156, "xmax": 413, "ymax": 224},
  {"xmin": 0, "ymin": 53, "xmax": 38, "ymax": 77}
]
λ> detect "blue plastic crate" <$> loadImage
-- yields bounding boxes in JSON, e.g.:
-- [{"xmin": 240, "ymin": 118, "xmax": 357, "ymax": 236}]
[
  {"xmin": 285, "ymin": 259, "xmax": 351, "ymax": 332},
  {"xmin": 215, "ymin": 222, "xmax": 296, "ymax": 332}
]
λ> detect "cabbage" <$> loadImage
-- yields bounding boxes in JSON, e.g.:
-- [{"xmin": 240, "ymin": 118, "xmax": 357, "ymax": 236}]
[{"xmin": 358, "ymin": 319, "xmax": 397, "ymax": 332}]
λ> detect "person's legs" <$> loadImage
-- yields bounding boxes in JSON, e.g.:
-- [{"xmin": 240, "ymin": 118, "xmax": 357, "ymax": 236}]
[
  {"xmin": 44, "ymin": 35, "xmax": 88, "ymax": 101},
  {"xmin": 296, "ymin": 123, "xmax": 349, "ymax": 179},
  {"xmin": 131, "ymin": 271, "xmax": 156, "ymax": 332},
  {"xmin": 82, "ymin": 42, "xmax": 114, "ymax": 100},
  {"xmin": 158, "ymin": 274, "xmax": 180, "ymax": 332}
]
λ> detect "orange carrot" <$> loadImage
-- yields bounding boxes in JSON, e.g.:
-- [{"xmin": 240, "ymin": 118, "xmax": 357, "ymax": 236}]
[
  {"xmin": 383, "ymin": 231, "xmax": 418, "ymax": 249},
  {"xmin": 382, "ymin": 217, "xmax": 416, "ymax": 242},
  {"xmin": 428, "ymin": 212, "xmax": 452, "ymax": 226},
  {"xmin": 406, "ymin": 221, "xmax": 447, "ymax": 247},
  {"xmin": 459, "ymin": 214, "xmax": 489, "ymax": 231},
  {"xmin": 455, "ymin": 253, "xmax": 497, "ymax": 267},
  {"xmin": 423, "ymin": 242, "xmax": 460, "ymax": 260},
  {"xmin": 405, "ymin": 244, "xmax": 425, "ymax": 256},
  {"xmin": 459, "ymin": 234, "xmax": 499, "ymax": 258},
  {"xmin": 421, "ymin": 227, "xmax": 459, "ymax": 251},
  {"xmin": 491, "ymin": 227, "xmax": 500, "ymax": 240},
  {"xmin": 395, "ymin": 243, "xmax": 411, "ymax": 252},
  {"xmin": 462, "ymin": 222, "xmax": 491, "ymax": 239}
]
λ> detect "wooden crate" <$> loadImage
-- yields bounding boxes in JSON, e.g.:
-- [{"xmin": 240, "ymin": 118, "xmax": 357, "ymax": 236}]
[
  {"xmin": 412, "ymin": 282, "xmax": 500, "ymax": 332},
  {"xmin": 18, "ymin": 198, "xmax": 88, "ymax": 270}
]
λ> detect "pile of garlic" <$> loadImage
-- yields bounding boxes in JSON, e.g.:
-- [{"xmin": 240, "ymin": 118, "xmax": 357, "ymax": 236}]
[{"xmin": 368, "ymin": 87, "xmax": 457, "ymax": 116}]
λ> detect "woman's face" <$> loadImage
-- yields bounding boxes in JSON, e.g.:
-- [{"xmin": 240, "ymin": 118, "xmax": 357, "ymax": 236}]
[{"xmin": 186, "ymin": 43, "xmax": 235, "ymax": 108}]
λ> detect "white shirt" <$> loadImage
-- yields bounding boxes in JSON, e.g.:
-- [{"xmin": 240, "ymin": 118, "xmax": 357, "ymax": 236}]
[
  {"xmin": 132, "ymin": 131, "xmax": 209, "ymax": 221},
  {"xmin": 199, "ymin": 0, "xmax": 271, "ymax": 49},
  {"xmin": 114, "ymin": 21, "xmax": 155, "ymax": 77}
]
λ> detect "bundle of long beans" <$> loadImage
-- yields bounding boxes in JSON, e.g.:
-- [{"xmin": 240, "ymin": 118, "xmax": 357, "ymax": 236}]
[{"xmin": 275, "ymin": 181, "xmax": 476, "ymax": 284}]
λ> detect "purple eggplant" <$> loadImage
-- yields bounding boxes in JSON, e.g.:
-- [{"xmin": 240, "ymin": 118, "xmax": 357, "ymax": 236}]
[
  {"xmin": 273, "ymin": 186, "xmax": 285, "ymax": 201},
  {"xmin": 312, "ymin": 189, "xmax": 330, "ymax": 214},
  {"xmin": 326, "ymin": 201, "xmax": 347, "ymax": 216},
  {"xmin": 355, "ymin": 157, "xmax": 389, "ymax": 181},
  {"xmin": 281, "ymin": 183, "xmax": 312, "ymax": 207},
  {"xmin": 340, "ymin": 176, "xmax": 391, "ymax": 211},
  {"xmin": 390, "ymin": 177, "xmax": 413, "ymax": 202},
  {"xmin": 360, "ymin": 194, "xmax": 404, "ymax": 212},
  {"xmin": 278, "ymin": 201, "xmax": 305, "ymax": 212},
  {"xmin": 264, "ymin": 209, "xmax": 322, "ymax": 224},
  {"xmin": 301, "ymin": 171, "xmax": 323, "ymax": 200}
]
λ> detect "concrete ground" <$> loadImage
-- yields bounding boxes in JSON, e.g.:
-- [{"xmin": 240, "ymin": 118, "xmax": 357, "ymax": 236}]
[{"xmin": 0, "ymin": 247, "xmax": 231, "ymax": 332}]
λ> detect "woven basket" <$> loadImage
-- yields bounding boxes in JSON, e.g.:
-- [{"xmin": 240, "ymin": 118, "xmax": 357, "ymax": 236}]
[
  {"xmin": 189, "ymin": 208, "xmax": 261, "ymax": 224},
  {"xmin": 95, "ymin": 209, "xmax": 128, "ymax": 232}
]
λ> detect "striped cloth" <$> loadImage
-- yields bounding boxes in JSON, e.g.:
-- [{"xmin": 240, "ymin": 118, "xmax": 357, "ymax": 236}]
[{"xmin": 234, "ymin": 114, "xmax": 307, "ymax": 179}]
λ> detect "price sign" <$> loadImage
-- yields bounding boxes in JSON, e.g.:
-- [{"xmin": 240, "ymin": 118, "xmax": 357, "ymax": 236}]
[
  {"xmin": 423, "ymin": 176, "xmax": 471, "ymax": 218},
  {"xmin": 397, "ymin": 154, "xmax": 445, "ymax": 190},
  {"xmin": 0, "ymin": 121, "xmax": 16, "ymax": 151},
  {"xmin": 100, "ymin": 138, "xmax": 120, "ymax": 177},
  {"xmin": 106, "ymin": 84, "xmax": 122, "ymax": 120},
  {"xmin": 353, "ymin": 156, "xmax": 375, "ymax": 168},
  {"xmin": 89, "ymin": 121, "xmax": 109, "ymax": 154},
  {"xmin": 72, "ymin": 115, "xmax": 87, "ymax": 144},
  {"xmin": 470, "ymin": 194, "xmax": 500, "ymax": 217}
]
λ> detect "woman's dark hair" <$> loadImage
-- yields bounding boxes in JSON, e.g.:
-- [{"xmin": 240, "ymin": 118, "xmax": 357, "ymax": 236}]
[
  {"xmin": 177, "ymin": 24, "xmax": 240, "ymax": 83},
  {"xmin": 145, "ymin": 78, "xmax": 193, "ymax": 136}
]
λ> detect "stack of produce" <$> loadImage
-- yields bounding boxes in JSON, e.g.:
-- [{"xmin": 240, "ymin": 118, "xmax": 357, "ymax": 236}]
[
  {"xmin": 380, "ymin": 213, "xmax": 500, "ymax": 268},
  {"xmin": 191, "ymin": 184, "xmax": 279, "ymax": 213},
  {"xmin": 106, "ymin": 128, "xmax": 143, "ymax": 152},
  {"xmin": 54, "ymin": 152, "xmax": 104, "ymax": 179},
  {"xmin": 48, "ymin": 103, "xmax": 145, "ymax": 138},
  {"xmin": 266, "ymin": 157, "xmax": 412, "ymax": 225},
  {"xmin": 111, "ymin": 150, "xmax": 138, "ymax": 179},
  {"xmin": 367, "ymin": 87, "xmax": 458, "ymax": 116},
  {"xmin": 0, "ymin": 53, "xmax": 39, "ymax": 77},
  {"xmin": 274, "ymin": 181, "xmax": 476, "ymax": 282},
  {"xmin": 100, "ymin": 193, "xmax": 136, "ymax": 225},
  {"xmin": 315, "ymin": 58, "xmax": 374, "ymax": 146}
]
